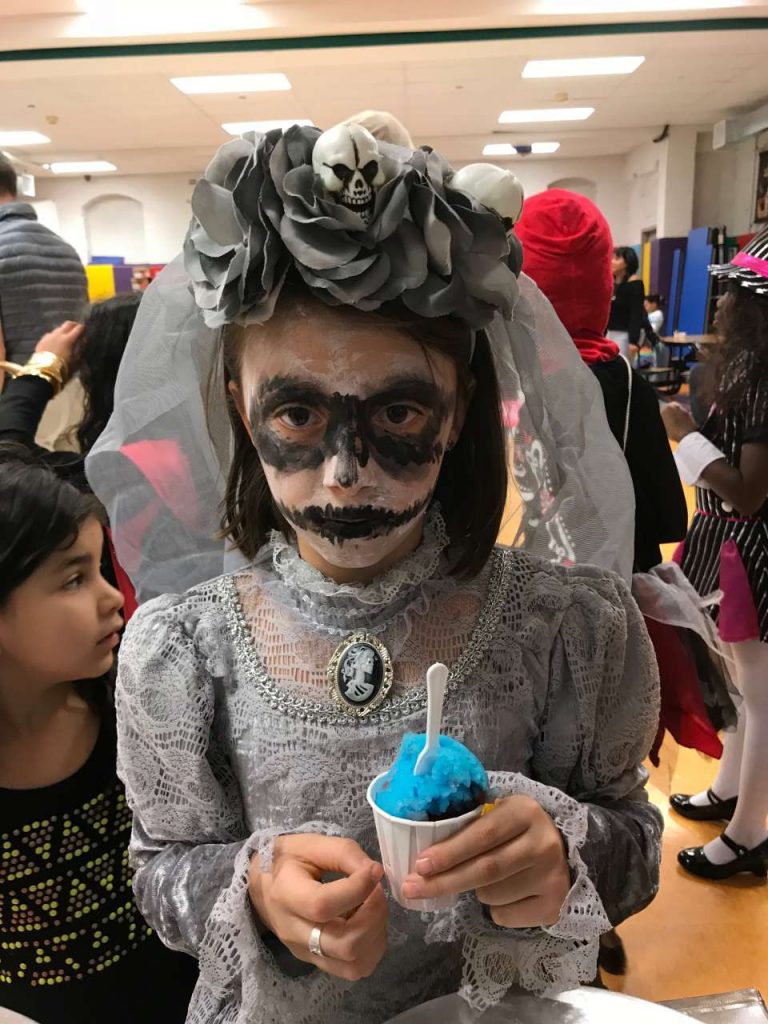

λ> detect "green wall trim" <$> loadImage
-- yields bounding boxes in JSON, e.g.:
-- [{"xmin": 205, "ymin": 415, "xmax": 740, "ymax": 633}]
[{"xmin": 1, "ymin": 17, "xmax": 768, "ymax": 63}]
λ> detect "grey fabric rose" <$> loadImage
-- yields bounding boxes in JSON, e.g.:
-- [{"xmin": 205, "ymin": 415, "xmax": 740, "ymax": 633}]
[{"xmin": 183, "ymin": 124, "xmax": 518, "ymax": 329}]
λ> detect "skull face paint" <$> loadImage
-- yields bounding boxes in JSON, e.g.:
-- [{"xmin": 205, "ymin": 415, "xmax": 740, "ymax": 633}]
[
  {"xmin": 251, "ymin": 376, "xmax": 450, "ymax": 486},
  {"xmin": 235, "ymin": 307, "xmax": 461, "ymax": 574}
]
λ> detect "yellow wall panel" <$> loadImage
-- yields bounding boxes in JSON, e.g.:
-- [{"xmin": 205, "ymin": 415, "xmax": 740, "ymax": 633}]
[{"xmin": 86, "ymin": 264, "xmax": 116, "ymax": 303}]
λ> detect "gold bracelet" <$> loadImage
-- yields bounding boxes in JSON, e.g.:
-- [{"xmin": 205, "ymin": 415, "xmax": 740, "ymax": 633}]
[
  {"xmin": 0, "ymin": 356, "xmax": 66, "ymax": 395},
  {"xmin": 25, "ymin": 352, "xmax": 69, "ymax": 390},
  {"xmin": 0, "ymin": 360, "xmax": 25, "ymax": 378}
]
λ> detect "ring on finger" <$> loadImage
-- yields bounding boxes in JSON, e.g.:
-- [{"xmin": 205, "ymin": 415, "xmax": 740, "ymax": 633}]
[{"xmin": 308, "ymin": 925, "xmax": 325, "ymax": 958}]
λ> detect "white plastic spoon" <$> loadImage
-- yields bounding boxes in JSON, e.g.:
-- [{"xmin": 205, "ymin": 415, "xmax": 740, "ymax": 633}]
[{"xmin": 414, "ymin": 662, "xmax": 449, "ymax": 776}]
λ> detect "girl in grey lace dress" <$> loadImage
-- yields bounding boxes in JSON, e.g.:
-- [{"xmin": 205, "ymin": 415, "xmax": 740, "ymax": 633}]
[{"xmin": 98, "ymin": 125, "xmax": 662, "ymax": 1024}]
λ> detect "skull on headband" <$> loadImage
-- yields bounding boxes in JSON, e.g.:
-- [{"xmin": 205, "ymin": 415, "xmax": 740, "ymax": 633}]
[
  {"xmin": 312, "ymin": 123, "xmax": 387, "ymax": 225},
  {"xmin": 450, "ymin": 163, "xmax": 525, "ymax": 276},
  {"xmin": 450, "ymin": 163, "xmax": 524, "ymax": 232}
]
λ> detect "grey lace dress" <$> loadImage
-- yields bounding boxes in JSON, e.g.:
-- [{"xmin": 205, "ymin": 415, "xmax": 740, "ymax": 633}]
[{"xmin": 115, "ymin": 516, "xmax": 662, "ymax": 1024}]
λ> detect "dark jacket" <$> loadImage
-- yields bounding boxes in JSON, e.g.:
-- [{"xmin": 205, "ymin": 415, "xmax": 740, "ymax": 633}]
[
  {"xmin": 592, "ymin": 356, "xmax": 688, "ymax": 571},
  {"xmin": 0, "ymin": 202, "xmax": 88, "ymax": 363},
  {"xmin": 608, "ymin": 278, "xmax": 646, "ymax": 347}
]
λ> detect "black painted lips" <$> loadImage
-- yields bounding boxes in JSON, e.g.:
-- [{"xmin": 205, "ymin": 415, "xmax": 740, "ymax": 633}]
[{"xmin": 288, "ymin": 501, "xmax": 428, "ymax": 541}]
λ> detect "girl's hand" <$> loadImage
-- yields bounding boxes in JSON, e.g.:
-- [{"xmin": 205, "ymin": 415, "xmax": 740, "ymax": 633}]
[
  {"xmin": 661, "ymin": 401, "xmax": 697, "ymax": 442},
  {"xmin": 401, "ymin": 795, "xmax": 571, "ymax": 928},
  {"xmin": 34, "ymin": 321, "xmax": 85, "ymax": 373},
  {"xmin": 248, "ymin": 834, "xmax": 388, "ymax": 981}
]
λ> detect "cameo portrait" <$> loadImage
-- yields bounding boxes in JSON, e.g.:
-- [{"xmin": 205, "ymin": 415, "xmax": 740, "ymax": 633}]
[{"xmin": 328, "ymin": 634, "xmax": 394, "ymax": 717}]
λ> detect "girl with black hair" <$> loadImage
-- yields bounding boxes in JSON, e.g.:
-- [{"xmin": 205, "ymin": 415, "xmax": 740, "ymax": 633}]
[
  {"xmin": 0, "ymin": 296, "xmax": 143, "ymax": 616},
  {"xmin": 0, "ymin": 449, "xmax": 198, "ymax": 1023},
  {"xmin": 88, "ymin": 125, "xmax": 662, "ymax": 1023},
  {"xmin": 607, "ymin": 245, "xmax": 646, "ymax": 360},
  {"xmin": 662, "ymin": 226, "xmax": 768, "ymax": 881}
]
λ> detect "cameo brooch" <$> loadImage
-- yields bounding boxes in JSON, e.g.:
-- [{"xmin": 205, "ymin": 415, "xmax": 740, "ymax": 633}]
[{"xmin": 327, "ymin": 633, "xmax": 394, "ymax": 718}]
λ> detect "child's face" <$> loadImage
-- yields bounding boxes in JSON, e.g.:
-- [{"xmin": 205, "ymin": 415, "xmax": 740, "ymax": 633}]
[
  {"xmin": 644, "ymin": 299, "xmax": 656, "ymax": 313},
  {"xmin": 0, "ymin": 517, "xmax": 124, "ymax": 687},
  {"xmin": 233, "ymin": 309, "xmax": 462, "ymax": 570}
]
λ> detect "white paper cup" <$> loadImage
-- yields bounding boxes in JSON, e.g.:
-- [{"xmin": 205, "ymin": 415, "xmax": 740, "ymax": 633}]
[{"xmin": 366, "ymin": 772, "xmax": 483, "ymax": 912}]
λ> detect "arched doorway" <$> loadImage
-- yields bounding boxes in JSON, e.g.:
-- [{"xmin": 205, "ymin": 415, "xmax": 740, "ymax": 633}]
[
  {"xmin": 547, "ymin": 177, "xmax": 598, "ymax": 203},
  {"xmin": 84, "ymin": 194, "xmax": 147, "ymax": 264}
]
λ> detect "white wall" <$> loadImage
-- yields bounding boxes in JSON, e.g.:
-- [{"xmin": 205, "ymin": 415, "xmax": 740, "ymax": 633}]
[
  {"xmin": 623, "ymin": 140, "xmax": 660, "ymax": 244},
  {"xmin": 514, "ymin": 145, "xmax": 667, "ymax": 246},
  {"xmin": 694, "ymin": 130, "xmax": 767, "ymax": 236},
  {"xmin": 33, "ymin": 172, "xmax": 196, "ymax": 265},
  {"xmin": 511, "ymin": 155, "xmax": 630, "ymax": 245}
]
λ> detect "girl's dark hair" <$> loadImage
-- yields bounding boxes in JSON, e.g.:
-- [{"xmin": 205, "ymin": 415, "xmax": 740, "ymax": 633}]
[
  {"xmin": 0, "ymin": 444, "xmax": 112, "ymax": 709},
  {"xmin": 709, "ymin": 283, "xmax": 768, "ymax": 416},
  {"xmin": 614, "ymin": 246, "xmax": 639, "ymax": 280},
  {"xmin": 76, "ymin": 294, "xmax": 141, "ymax": 453},
  {"xmin": 219, "ymin": 283, "xmax": 508, "ymax": 579}
]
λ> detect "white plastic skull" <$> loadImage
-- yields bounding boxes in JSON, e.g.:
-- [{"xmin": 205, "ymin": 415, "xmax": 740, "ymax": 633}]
[
  {"xmin": 312, "ymin": 122, "xmax": 386, "ymax": 224},
  {"xmin": 450, "ymin": 163, "xmax": 525, "ymax": 231}
]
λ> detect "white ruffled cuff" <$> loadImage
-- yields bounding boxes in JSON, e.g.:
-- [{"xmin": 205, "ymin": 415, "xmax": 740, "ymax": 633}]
[
  {"xmin": 189, "ymin": 822, "xmax": 349, "ymax": 1024},
  {"xmin": 449, "ymin": 772, "xmax": 610, "ymax": 1012},
  {"xmin": 674, "ymin": 431, "xmax": 725, "ymax": 486}
]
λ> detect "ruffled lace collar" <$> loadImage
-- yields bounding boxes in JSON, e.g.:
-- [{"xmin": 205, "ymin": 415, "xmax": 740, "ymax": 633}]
[{"xmin": 265, "ymin": 508, "xmax": 451, "ymax": 633}]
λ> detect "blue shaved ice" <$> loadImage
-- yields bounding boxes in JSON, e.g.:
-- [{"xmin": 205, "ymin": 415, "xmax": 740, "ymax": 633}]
[{"xmin": 375, "ymin": 733, "xmax": 488, "ymax": 822}]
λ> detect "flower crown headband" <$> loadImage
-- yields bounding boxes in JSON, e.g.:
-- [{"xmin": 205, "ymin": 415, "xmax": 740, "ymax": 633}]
[{"xmin": 184, "ymin": 122, "xmax": 524, "ymax": 332}]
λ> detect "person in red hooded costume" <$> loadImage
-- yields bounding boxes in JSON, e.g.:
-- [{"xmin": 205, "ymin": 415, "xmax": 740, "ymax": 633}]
[{"xmin": 516, "ymin": 189, "xmax": 687, "ymax": 573}]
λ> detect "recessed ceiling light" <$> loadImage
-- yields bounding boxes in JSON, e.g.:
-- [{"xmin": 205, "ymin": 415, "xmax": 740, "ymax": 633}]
[
  {"xmin": 483, "ymin": 143, "xmax": 518, "ymax": 157},
  {"xmin": 483, "ymin": 142, "xmax": 561, "ymax": 156},
  {"xmin": 171, "ymin": 74, "xmax": 291, "ymax": 95},
  {"xmin": 49, "ymin": 161, "xmax": 117, "ymax": 174},
  {"xmin": 0, "ymin": 131, "xmax": 51, "ymax": 146},
  {"xmin": 498, "ymin": 108, "xmax": 594, "ymax": 124},
  {"xmin": 536, "ymin": 0, "xmax": 742, "ymax": 10},
  {"xmin": 222, "ymin": 119, "xmax": 314, "ymax": 135},
  {"xmin": 523, "ymin": 57, "xmax": 645, "ymax": 78},
  {"xmin": 71, "ymin": 0, "xmax": 267, "ymax": 37}
]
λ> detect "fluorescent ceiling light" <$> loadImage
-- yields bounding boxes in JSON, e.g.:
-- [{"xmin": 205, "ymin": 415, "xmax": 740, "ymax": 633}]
[
  {"xmin": 537, "ymin": 0, "xmax": 743, "ymax": 11},
  {"xmin": 222, "ymin": 119, "xmax": 314, "ymax": 135},
  {"xmin": 70, "ymin": 0, "xmax": 267, "ymax": 37},
  {"xmin": 171, "ymin": 74, "xmax": 291, "ymax": 95},
  {"xmin": 48, "ymin": 161, "xmax": 117, "ymax": 174},
  {"xmin": 0, "ymin": 131, "xmax": 51, "ymax": 146},
  {"xmin": 523, "ymin": 57, "xmax": 644, "ymax": 78},
  {"xmin": 484, "ymin": 143, "xmax": 518, "ymax": 156},
  {"xmin": 499, "ymin": 108, "xmax": 594, "ymax": 124},
  {"xmin": 483, "ymin": 143, "xmax": 561, "ymax": 156}
]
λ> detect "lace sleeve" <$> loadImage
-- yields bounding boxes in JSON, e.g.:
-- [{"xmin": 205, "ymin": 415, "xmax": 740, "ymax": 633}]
[
  {"xmin": 455, "ymin": 565, "xmax": 662, "ymax": 1010},
  {"xmin": 532, "ymin": 566, "xmax": 662, "ymax": 924},
  {"xmin": 116, "ymin": 594, "xmax": 249, "ymax": 955}
]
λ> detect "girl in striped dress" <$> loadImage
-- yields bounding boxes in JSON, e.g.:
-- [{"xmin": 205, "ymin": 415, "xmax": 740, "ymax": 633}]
[{"xmin": 661, "ymin": 224, "xmax": 768, "ymax": 881}]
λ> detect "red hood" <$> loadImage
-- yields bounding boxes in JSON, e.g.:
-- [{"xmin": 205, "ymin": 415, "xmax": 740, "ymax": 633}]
[{"xmin": 516, "ymin": 188, "xmax": 618, "ymax": 364}]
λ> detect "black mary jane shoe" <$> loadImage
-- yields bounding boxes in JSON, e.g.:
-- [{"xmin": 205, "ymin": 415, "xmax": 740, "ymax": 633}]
[
  {"xmin": 678, "ymin": 832, "xmax": 768, "ymax": 880},
  {"xmin": 670, "ymin": 788, "xmax": 738, "ymax": 822}
]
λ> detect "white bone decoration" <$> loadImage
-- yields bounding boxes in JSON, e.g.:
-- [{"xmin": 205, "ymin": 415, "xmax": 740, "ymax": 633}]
[
  {"xmin": 312, "ymin": 123, "xmax": 387, "ymax": 225},
  {"xmin": 450, "ymin": 163, "xmax": 525, "ymax": 231}
]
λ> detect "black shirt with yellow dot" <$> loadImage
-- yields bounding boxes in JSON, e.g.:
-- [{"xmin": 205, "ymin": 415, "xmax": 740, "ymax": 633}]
[{"xmin": 0, "ymin": 720, "xmax": 198, "ymax": 1023}]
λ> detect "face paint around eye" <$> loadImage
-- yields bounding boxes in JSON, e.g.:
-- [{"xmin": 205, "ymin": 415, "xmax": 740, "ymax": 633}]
[{"xmin": 250, "ymin": 375, "xmax": 451, "ymax": 488}]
